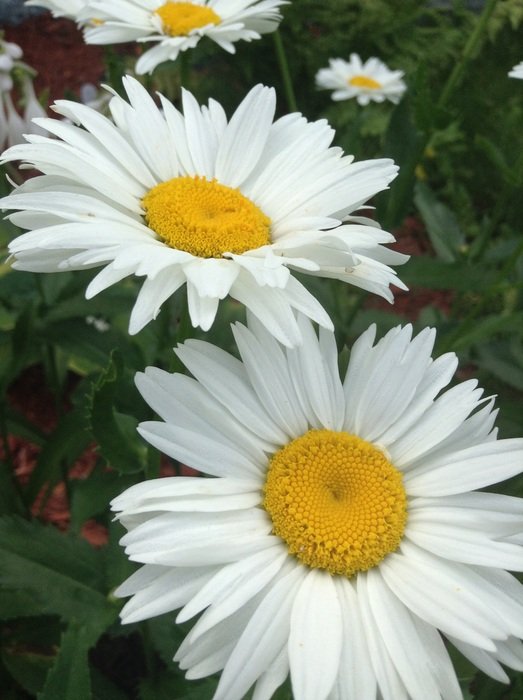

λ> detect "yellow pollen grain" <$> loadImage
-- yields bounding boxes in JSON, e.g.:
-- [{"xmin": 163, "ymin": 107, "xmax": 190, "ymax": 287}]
[
  {"xmin": 142, "ymin": 175, "xmax": 271, "ymax": 258},
  {"xmin": 155, "ymin": 2, "xmax": 220, "ymax": 36},
  {"xmin": 349, "ymin": 75, "xmax": 382, "ymax": 90},
  {"xmin": 263, "ymin": 430, "xmax": 407, "ymax": 577}
]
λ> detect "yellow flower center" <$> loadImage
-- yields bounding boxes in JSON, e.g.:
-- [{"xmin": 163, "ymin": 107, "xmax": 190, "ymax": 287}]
[
  {"xmin": 349, "ymin": 75, "xmax": 382, "ymax": 90},
  {"xmin": 142, "ymin": 176, "xmax": 272, "ymax": 258},
  {"xmin": 263, "ymin": 430, "xmax": 407, "ymax": 577},
  {"xmin": 155, "ymin": 2, "xmax": 220, "ymax": 36}
]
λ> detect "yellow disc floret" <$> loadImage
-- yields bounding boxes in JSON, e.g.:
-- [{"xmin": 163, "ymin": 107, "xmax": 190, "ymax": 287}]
[
  {"xmin": 155, "ymin": 2, "xmax": 220, "ymax": 36},
  {"xmin": 142, "ymin": 176, "xmax": 272, "ymax": 258},
  {"xmin": 349, "ymin": 75, "xmax": 382, "ymax": 90},
  {"xmin": 263, "ymin": 430, "xmax": 407, "ymax": 577}
]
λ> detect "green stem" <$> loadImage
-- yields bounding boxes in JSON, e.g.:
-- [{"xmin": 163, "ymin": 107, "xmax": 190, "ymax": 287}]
[
  {"xmin": 437, "ymin": 0, "xmax": 499, "ymax": 109},
  {"xmin": 179, "ymin": 50, "xmax": 190, "ymax": 91},
  {"xmin": 471, "ymin": 148, "xmax": 523, "ymax": 260},
  {"xmin": 273, "ymin": 30, "xmax": 298, "ymax": 113}
]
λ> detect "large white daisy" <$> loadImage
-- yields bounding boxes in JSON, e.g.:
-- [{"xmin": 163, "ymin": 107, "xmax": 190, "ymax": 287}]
[
  {"xmin": 79, "ymin": 0, "xmax": 287, "ymax": 75},
  {"xmin": 113, "ymin": 315, "xmax": 523, "ymax": 700},
  {"xmin": 316, "ymin": 54, "xmax": 407, "ymax": 105},
  {"xmin": 1, "ymin": 78, "xmax": 407, "ymax": 346}
]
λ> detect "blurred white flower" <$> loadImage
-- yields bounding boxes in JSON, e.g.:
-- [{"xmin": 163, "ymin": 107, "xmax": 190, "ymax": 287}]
[
  {"xmin": 316, "ymin": 54, "xmax": 406, "ymax": 106},
  {"xmin": 2, "ymin": 92, "xmax": 26, "ymax": 147},
  {"xmin": 509, "ymin": 61, "xmax": 523, "ymax": 80},
  {"xmin": 22, "ymin": 78, "xmax": 48, "ymax": 134},
  {"xmin": 81, "ymin": 0, "xmax": 287, "ymax": 75},
  {"xmin": 0, "ymin": 41, "xmax": 48, "ymax": 149},
  {"xmin": 0, "ymin": 39, "xmax": 23, "ymax": 93},
  {"xmin": 25, "ymin": 0, "xmax": 86, "ymax": 21}
]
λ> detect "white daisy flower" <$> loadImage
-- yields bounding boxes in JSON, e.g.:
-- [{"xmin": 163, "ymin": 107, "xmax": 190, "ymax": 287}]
[
  {"xmin": 112, "ymin": 315, "xmax": 523, "ymax": 700},
  {"xmin": 316, "ymin": 54, "xmax": 407, "ymax": 105},
  {"xmin": 79, "ymin": 0, "xmax": 287, "ymax": 75},
  {"xmin": 25, "ymin": 0, "xmax": 86, "ymax": 21},
  {"xmin": 1, "ymin": 78, "xmax": 407, "ymax": 346},
  {"xmin": 509, "ymin": 61, "xmax": 523, "ymax": 79}
]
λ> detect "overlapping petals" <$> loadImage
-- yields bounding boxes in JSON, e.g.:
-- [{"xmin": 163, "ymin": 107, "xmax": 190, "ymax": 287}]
[
  {"xmin": 2, "ymin": 78, "xmax": 407, "ymax": 346},
  {"xmin": 112, "ymin": 316, "xmax": 523, "ymax": 700}
]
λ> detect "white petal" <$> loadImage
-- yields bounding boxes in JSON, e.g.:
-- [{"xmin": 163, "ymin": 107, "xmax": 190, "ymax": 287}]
[
  {"xmin": 289, "ymin": 569, "xmax": 343, "ymax": 700},
  {"xmin": 214, "ymin": 566, "xmax": 304, "ymax": 700},
  {"xmin": 215, "ymin": 85, "xmax": 276, "ymax": 188}
]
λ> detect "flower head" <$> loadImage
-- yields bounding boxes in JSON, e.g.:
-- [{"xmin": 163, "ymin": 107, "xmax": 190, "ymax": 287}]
[
  {"xmin": 79, "ymin": 0, "xmax": 287, "ymax": 75},
  {"xmin": 2, "ymin": 78, "xmax": 407, "ymax": 346},
  {"xmin": 25, "ymin": 0, "xmax": 86, "ymax": 21},
  {"xmin": 509, "ymin": 61, "xmax": 523, "ymax": 79},
  {"xmin": 112, "ymin": 316, "xmax": 523, "ymax": 700},
  {"xmin": 316, "ymin": 54, "xmax": 407, "ymax": 105}
]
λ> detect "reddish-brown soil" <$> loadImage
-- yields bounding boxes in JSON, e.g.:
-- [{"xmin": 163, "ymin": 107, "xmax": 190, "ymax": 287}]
[
  {"xmin": 5, "ymin": 13, "xmax": 105, "ymax": 102},
  {"xmin": 366, "ymin": 215, "xmax": 454, "ymax": 320}
]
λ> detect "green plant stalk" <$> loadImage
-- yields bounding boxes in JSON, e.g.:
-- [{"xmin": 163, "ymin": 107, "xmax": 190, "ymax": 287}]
[
  {"xmin": 472, "ymin": 147, "xmax": 523, "ymax": 261},
  {"xmin": 437, "ymin": 0, "xmax": 499, "ymax": 109},
  {"xmin": 273, "ymin": 30, "xmax": 298, "ymax": 113}
]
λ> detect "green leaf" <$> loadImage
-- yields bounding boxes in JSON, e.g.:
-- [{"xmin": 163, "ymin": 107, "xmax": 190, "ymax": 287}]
[
  {"xmin": 91, "ymin": 668, "xmax": 129, "ymax": 700},
  {"xmin": 0, "ymin": 589, "xmax": 44, "ymax": 619},
  {"xmin": 38, "ymin": 622, "xmax": 93, "ymax": 700},
  {"xmin": 450, "ymin": 313, "xmax": 523, "ymax": 352},
  {"xmin": 2, "ymin": 646, "xmax": 53, "ymax": 696},
  {"xmin": 414, "ymin": 181, "xmax": 465, "ymax": 262},
  {"xmin": 87, "ymin": 352, "xmax": 148, "ymax": 474},
  {"xmin": 378, "ymin": 96, "xmax": 426, "ymax": 229},
  {"xmin": 139, "ymin": 670, "xmax": 218, "ymax": 700},
  {"xmin": 401, "ymin": 257, "xmax": 496, "ymax": 291},
  {"xmin": 0, "ymin": 516, "xmax": 114, "ymax": 623},
  {"xmin": 476, "ymin": 342, "xmax": 523, "ymax": 391},
  {"xmin": 24, "ymin": 408, "xmax": 91, "ymax": 506},
  {"xmin": 70, "ymin": 467, "xmax": 135, "ymax": 534}
]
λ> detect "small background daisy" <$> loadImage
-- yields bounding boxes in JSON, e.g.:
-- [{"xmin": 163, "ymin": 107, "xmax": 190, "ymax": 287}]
[{"xmin": 316, "ymin": 54, "xmax": 407, "ymax": 105}]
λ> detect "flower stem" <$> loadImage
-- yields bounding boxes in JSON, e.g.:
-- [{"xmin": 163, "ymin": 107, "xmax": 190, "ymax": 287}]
[
  {"xmin": 437, "ymin": 0, "xmax": 499, "ymax": 109},
  {"xmin": 273, "ymin": 30, "xmax": 298, "ymax": 113}
]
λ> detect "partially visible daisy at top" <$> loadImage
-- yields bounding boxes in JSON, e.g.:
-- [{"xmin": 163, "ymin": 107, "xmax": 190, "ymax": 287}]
[
  {"xmin": 316, "ymin": 54, "xmax": 407, "ymax": 106},
  {"xmin": 77, "ymin": 0, "xmax": 287, "ymax": 75},
  {"xmin": 25, "ymin": 0, "xmax": 86, "ymax": 21},
  {"xmin": 1, "ymin": 78, "xmax": 407, "ymax": 347},
  {"xmin": 509, "ymin": 61, "xmax": 523, "ymax": 79}
]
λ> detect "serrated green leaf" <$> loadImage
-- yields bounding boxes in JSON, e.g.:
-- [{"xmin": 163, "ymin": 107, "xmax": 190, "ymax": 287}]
[
  {"xmin": 70, "ymin": 467, "xmax": 135, "ymax": 533},
  {"xmin": 414, "ymin": 181, "xmax": 465, "ymax": 262},
  {"xmin": 87, "ymin": 352, "xmax": 147, "ymax": 474},
  {"xmin": 38, "ymin": 622, "xmax": 93, "ymax": 700},
  {"xmin": 0, "ymin": 516, "xmax": 115, "ymax": 623}
]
